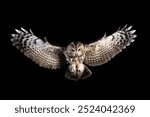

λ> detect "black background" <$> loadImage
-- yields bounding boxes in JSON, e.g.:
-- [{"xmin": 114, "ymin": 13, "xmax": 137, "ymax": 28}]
[{"xmin": 1, "ymin": 1, "xmax": 149, "ymax": 99}]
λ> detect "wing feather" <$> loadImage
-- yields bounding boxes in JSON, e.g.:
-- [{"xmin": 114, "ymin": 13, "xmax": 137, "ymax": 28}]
[
  {"xmin": 84, "ymin": 25, "xmax": 137, "ymax": 66},
  {"xmin": 11, "ymin": 28, "xmax": 65, "ymax": 69}
]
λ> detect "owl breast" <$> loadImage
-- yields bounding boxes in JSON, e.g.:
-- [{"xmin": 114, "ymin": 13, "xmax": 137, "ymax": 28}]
[{"xmin": 68, "ymin": 57, "xmax": 85, "ymax": 76}]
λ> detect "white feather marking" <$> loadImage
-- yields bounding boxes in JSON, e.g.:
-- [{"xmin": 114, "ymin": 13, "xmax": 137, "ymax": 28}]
[
  {"xmin": 127, "ymin": 43, "xmax": 130, "ymax": 46},
  {"xmin": 126, "ymin": 26, "xmax": 132, "ymax": 31},
  {"xmin": 131, "ymin": 39, "xmax": 135, "ymax": 42},
  {"xmin": 21, "ymin": 27, "xmax": 28, "ymax": 33},
  {"xmin": 122, "ymin": 46, "xmax": 126, "ymax": 49},
  {"xmin": 15, "ymin": 29, "xmax": 23, "ymax": 34},
  {"xmin": 11, "ymin": 34, "xmax": 16, "ymax": 37},
  {"xmin": 117, "ymin": 26, "xmax": 121, "ymax": 31},
  {"xmin": 122, "ymin": 24, "xmax": 128, "ymax": 30},
  {"xmin": 130, "ymin": 30, "xmax": 136, "ymax": 34},
  {"xmin": 29, "ymin": 29, "xmax": 34, "ymax": 34},
  {"xmin": 132, "ymin": 35, "xmax": 137, "ymax": 38},
  {"xmin": 102, "ymin": 33, "xmax": 106, "ymax": 39},
  {"xmin": 10, "ymin": 38, "xmax": 14, "ymax": 42}
]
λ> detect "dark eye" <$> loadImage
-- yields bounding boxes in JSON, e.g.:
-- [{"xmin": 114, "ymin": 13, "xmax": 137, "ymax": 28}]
[
  {"xmin": 71, "ymin": 49, "xmax": 75, "ymax": 52},
  {"xmin": 78, "ymin": 48, "xmax": 81, "ymax": 51}
]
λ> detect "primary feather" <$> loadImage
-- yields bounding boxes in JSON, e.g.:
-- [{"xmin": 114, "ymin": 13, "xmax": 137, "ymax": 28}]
[
  {"xmin": 11, "ymin": 28, "xmax": 65, "ymax": 69},
  {"xmin": 84, "ymin": 25, "xmax": 137, "ymax": 66}
]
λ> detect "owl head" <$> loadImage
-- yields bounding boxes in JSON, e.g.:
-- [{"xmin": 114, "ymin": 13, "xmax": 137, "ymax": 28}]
[{"xmin": 66, "ymin": 41, "xmax": 85, "ymax": 57}]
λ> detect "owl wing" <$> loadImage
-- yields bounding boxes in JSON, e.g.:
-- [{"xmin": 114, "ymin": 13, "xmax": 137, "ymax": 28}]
[
  {"xmin": 11, "ymin": 28, "xmax": 66, "ymax": 69},
  {"xmin": 84, "ymin": 25, "xmax": 137, "ymax": 66}
]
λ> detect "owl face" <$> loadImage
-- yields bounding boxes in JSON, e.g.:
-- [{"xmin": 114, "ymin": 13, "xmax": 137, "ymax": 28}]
[{"xmin": 66, "ymin": 41, "xmax": 85, "ymax": 57}]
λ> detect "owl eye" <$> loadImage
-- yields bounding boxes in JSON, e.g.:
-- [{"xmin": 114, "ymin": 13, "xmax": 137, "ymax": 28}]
[{"xmin": 71, "ymin": 49, "xmax": 75, "ymax": 52}]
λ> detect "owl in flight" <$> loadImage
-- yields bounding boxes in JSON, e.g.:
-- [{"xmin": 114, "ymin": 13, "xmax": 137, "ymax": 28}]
[{"xmin": 11, "ymin": 25, "xmax": 136, "ymax": 81}]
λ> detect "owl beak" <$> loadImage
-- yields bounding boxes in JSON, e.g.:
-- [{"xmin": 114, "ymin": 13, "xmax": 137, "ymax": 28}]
[{"xmin": 75, "ymin": 52, "xmax": 78, "ymax": 56}]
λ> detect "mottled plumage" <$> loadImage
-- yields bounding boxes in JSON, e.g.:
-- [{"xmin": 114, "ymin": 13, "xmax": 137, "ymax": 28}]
[{"xmin": 10, "ymin": 25, "xmax": 137, "ymax": 81}]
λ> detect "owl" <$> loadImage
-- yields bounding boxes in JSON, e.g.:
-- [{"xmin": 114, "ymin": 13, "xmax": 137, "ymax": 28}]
[{"xmin": 11, "ymin": 25, "xmax": 136, "ymax": 81}]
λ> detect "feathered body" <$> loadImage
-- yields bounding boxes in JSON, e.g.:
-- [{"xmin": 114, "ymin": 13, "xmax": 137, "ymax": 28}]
[
  {"xmin": 10, "ymin": 25, "xmax": 137, "ymax": 81},
  {"xmin": 64, "ymin": 41, "xmax": 91, "ymax": 80}
]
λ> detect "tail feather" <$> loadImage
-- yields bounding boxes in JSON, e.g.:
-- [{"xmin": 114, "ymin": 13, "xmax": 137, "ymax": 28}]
[{"xmin": 65, "ymin": 65, "xmax": 92, "ymax": 81}]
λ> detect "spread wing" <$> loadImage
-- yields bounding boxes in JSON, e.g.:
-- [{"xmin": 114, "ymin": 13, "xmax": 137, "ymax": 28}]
[
  {"xmin": 11, "ymin": 28, "xmax": 66, "ymax": 69},
  {"xmin": 84, "ymin": 25, "xmax": 137, "ymax": 66}
]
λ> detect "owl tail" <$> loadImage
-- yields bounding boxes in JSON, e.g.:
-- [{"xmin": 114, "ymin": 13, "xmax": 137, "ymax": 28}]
[{"xmin": 65, "ymin": 65, "xmax": 92, "ymax": 81}]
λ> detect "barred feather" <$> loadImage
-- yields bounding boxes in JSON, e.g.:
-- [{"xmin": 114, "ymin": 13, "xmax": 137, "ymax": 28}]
[
  {"xmin": 11, "ymin": 28, "xmax": 65, "ymax": 69},
  {"xmin": 84, "ymin": 25, "xmax": 137, "ymax": 66}
]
